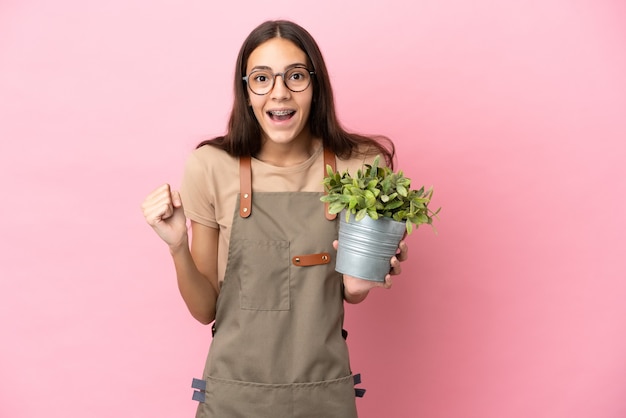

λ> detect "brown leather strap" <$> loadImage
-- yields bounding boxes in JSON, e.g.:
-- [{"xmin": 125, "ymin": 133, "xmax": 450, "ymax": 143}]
[
  {"xmin": 323, "ymin": 147, "xmax": 337, "ymax": 220},
  {"xmin": 292, "ymin": 252, "xmax": 331, "ymax": 267},
  {"xmin": 239, "ymin": 156, "xmax": 252, "ymax": 218}
]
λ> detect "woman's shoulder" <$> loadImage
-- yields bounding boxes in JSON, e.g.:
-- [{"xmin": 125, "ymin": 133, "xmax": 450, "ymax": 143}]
[
  {"xmin": 190, "ymin": 143, "xmax": 237, "ymax": 163},
  {"xmin": 336, "ymin": 144, "xmax": 384, "ymax": 173},
  {"xmin": 180, "ymin": 144, "xmax": 240, "ymax": 224},
  {"xmin": 185, "ymin": 144, "xmax": 239, "ymax": 174}
]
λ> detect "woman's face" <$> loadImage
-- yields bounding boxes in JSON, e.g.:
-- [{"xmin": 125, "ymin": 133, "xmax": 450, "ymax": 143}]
[{"xmin": 245, "ymin": 37, "xmax": 314, "ymax": 148}]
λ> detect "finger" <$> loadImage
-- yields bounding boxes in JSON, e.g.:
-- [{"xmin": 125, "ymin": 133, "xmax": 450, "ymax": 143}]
[
  {"xmin": 382, "ymin": 275, "xmax": 393, "ymax": 289},
  {"xmin": 389, "ymin": 256, "xmax": 402, "ymax": 276},
  {"xmin": 141, "ymin": 185, "xmax": 172, "ymax": 216},
  {"xmin": 144, "ymin": 203, "xmax": 173, "ymax": 226},
  {"xmin": 142, "ymin": 184, "xmax": 171, "ymax": 205},
  {"xmin": 143, "ymin": 185, "xmax": 180, "ymax": 212},
  {"xmin": 143, "ymin": 192, "xmax": 177, "ymax": 224},
  {"xmin": 171, "ymin": 190, "xmax": 183, "ymax": 208},
  {"xmin": 143, "ymin": 192, "xmax": 173, "ymax": 216},
  {"xmin": 332, "ymin": 240, "xmax": 338, "ymax": 250},
  {"xmin": 396, "ymin": 240, "xmax": 409, "ymax": 262}
]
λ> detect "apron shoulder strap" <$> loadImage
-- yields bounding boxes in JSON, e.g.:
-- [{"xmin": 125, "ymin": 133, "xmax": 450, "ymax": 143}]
[{"xmin": 239, "ymin": 156, "xmax": 252, "ymax": 218}]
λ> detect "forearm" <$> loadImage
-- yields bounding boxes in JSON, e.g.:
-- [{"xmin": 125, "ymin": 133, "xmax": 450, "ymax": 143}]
[{"xmin": 170, "ymin": 241, "xmax": 218, "ymax": 325}]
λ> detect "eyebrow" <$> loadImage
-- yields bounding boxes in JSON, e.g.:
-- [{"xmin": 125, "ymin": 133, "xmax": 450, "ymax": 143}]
[{"xmin": 248, "ymin": 63, "xmax": 309, "ymax": 73}]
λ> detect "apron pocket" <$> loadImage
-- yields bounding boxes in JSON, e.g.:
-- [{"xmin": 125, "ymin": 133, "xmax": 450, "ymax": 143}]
[
  {"xmin": 202, "ymin": 377, "xmax": 292, "ymax": 418},
  {"xmin": 291, "ymin": 375, "xmax": 359, "ymax": 418},
  {"xmin": 239, "ymin": 239, "xmax": 290, "ymax": 311},
  {"xmin": 200, "ymin": 375, "xmax": 358, "ymax": 418}
]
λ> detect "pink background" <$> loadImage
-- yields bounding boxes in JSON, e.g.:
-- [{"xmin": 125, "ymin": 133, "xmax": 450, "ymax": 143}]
[{"xmin": 1, "ymin": 1, "xmax": 625, "ymax": 417}]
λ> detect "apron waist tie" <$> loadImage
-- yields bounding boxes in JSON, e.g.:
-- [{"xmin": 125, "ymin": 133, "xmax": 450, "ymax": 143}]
[
  {"xmin": 191, "ymin": 378, "xmax": 207, "ymax": 402},
  {"xmin": 353, "ymin": 373, "xmax": 366, "ymax": 398}
]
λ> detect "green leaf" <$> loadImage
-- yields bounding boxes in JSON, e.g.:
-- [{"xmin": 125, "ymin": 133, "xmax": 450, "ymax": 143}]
[
  {"xmin": 328, "ymin": 202, "xmax": 346, "ymax": 214},
  {"xmin": 370, "ymin": 155, "xmax": 380, "ymax": 175},
  {"xmin": 417, "ymin": 214, "xmax": 429, "ymax": 224},
  {"xmin": 355, "ymin": 208, "xmax": 368, "ymax": 222},
  {"xmin": 384, "ymin": 200, "xmax": 404, "ymax": 211},
  {"xmin": 406, "ymin": 220, "xmax": 414, "ymax": 235},
  {"xmin": 363, "ymin": 190, "xmax": 376, "ymax": 208}
]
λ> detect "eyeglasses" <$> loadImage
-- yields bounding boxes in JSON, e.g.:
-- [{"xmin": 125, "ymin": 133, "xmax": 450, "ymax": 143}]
[{"xmin": 243, "ymin": 66, "xmax": 315, "ymax": 95}]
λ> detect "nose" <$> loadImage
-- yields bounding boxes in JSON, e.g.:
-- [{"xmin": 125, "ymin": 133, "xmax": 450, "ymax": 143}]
[{"xmin": 270, "ymin": 74, "xmax": 290, "ymax": 99}]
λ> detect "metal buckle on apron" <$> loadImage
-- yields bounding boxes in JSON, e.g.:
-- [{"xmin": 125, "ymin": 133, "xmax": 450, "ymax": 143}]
[
  {"xmin": 191, "ymin": 378, "xmax": 207, "ymax": 403},
  {"xmin": 353, "ymin": 373, "xmax": 366, "ymax": 398}
]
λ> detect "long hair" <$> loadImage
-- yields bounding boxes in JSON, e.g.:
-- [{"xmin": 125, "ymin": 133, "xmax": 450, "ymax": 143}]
[{"xmin": 197, "ymin": 20, "xmax": 395, "ymax": 168}]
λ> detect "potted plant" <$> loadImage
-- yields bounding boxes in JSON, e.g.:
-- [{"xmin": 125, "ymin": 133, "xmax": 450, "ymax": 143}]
[{"xmin": 320, "ymin": 155, "xmax": 440, "ymax": 282}]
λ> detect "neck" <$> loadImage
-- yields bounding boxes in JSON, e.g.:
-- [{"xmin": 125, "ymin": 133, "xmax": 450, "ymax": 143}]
[{"xmin": 256, "ymin": 136, "xmax": 321, "ymax": 167}]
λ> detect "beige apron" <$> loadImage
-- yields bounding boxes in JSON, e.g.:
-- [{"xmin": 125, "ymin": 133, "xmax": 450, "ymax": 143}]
[{"xmin": 191, "ymin": 149, "xmax": 363, "ymax": 418}]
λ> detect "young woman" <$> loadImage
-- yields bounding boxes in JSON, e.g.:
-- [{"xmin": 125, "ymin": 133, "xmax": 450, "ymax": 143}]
[{"xmin": 141, "ymin": 20, "xmax": 409, "ymax": 418}]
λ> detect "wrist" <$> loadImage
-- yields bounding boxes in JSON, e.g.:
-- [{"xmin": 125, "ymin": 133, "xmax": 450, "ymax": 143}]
[{"xmin": 168, "ymin": 234, "xmax": 189, "ymax": 255}]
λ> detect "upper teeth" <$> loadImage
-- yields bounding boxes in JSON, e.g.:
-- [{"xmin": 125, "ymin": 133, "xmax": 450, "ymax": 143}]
[{"xmin": 270, "ymin": 110, "xmax": 293, "ymax": 116}]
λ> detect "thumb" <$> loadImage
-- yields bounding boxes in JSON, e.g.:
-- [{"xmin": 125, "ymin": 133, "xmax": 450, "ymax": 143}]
[{"xmin": 171, "ymin": 190, "xmax": 183, "ymax": 209}]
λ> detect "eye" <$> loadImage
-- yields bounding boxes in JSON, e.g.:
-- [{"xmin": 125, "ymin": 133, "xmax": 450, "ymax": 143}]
[
  {"xmin": 288, "ymin": 69, "xmax": 307, "ymax": 80},
  {"xmin": 251, "ymin": 72, "xmax": 272, "ymax": 84}
]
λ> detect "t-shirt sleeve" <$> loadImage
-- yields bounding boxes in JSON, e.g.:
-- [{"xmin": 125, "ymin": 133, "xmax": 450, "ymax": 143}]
[
  {"xmin": 339, "ymin": 144, "xmax": 386, "ymax": 174},
  {"xmin": 179, "ymin": 151, "xmax": 218, "ymax": 228}
]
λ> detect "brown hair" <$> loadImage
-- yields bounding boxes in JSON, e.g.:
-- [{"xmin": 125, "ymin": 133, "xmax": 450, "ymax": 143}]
[{"xmin": 197, "ymin": 20, "xmax": 395, "ymax": 168}]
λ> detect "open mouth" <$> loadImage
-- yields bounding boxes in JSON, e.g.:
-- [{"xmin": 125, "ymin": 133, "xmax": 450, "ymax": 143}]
[{"xmin": 267, "ymin": 109, "xmax": 295, "ymax": 121}]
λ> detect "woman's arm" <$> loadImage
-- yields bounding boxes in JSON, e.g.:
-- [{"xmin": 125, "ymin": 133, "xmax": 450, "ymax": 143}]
[
  {"xmin": 142, "ymin": 184, "xmax": 218, "ymax": 324},
  {"xmin": 171, "ymin": 221, "xmax": 219, "ymax": 324}
]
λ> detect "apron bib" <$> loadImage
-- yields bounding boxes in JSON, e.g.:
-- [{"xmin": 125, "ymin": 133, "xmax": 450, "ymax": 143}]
[{"xmin": 192, "ymin": 150, "xmax": 362, "ymax": 418}]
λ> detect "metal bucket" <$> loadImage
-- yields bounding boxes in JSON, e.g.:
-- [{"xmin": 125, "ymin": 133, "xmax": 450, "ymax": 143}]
[{"xmin": 335, "ymin": 210, "xmax": 406, "ymax": 282}]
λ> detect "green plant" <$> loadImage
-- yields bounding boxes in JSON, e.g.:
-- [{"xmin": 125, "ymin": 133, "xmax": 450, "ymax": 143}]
[{"xmin": 320, "ymin": 155, "xmax": 440, "ymax": 234}]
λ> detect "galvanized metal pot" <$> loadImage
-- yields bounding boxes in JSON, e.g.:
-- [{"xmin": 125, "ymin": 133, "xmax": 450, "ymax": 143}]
[{"xmin": 335, "ymin": 210, "xmax": 406, "ymax": 282}]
